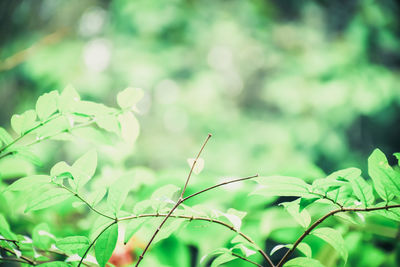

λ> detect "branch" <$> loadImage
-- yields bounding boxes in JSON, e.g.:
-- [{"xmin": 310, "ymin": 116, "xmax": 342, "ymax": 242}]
[
  {"xmin": 134, "ymin": 134, "xmax": 212, "ymax": 267},
  {"xmin": 276, "ymin": 204, "xmax": 400, "ymax": 267},
  {"xmin": 0, "ymin": 113, "xmax": 62, "ymax": 157},
  {"xmin": 118, "ymin": 213, "xmax": 267, "ymax": 265},
  {"xmin": 180, "ymin": 133, "xmax": 212, "ymax": 198},
  {"xmin": 77, "ymin": 221, "xmax": 117, "ymax": 267},
  {"xmin": 59, "ymin": 184, "xmax": 115, "ymax": 220},
  {"xmin": 0, "ymin": 246, "xmax": 36, "ymax": 265}
]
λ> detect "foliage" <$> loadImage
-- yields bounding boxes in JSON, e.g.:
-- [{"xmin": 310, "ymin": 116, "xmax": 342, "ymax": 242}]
[{"xmin": 0, "ymin": 88, "xmax": 399, "ymax": 267}]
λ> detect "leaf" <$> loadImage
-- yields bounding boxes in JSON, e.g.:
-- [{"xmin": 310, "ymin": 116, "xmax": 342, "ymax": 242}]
[
  {"xmin": 394, "ymin": 153, "xmax": 400, "ymax": 166},
  {"xmin": 283, "ymin": 257, "xmax": 325, "ymax": 267},
  {"xmin": 56, "ymin": 236, "xmax": 89, "ymax": 256},
  {"xmin": 95, "ymin": 223, "xmax": 118, "ymax": 267},
  {"xmin": 7, "ymin": 175, "xmax": 50, "ymax": 191},
  {"xmin": 344, "ymin": 175, "xmax": 374, "ymax": 206},
  {"xmin": 151, "ymin": 184, "xmax": 180, "ymax": 211},
  {"xmin": 368, "ymin": 149, "xmax": 400, "ymax": 201},
  {"xmin": 32, "ymin": 223, "xmax": 55, "ymax": 250},
  {"xmin": 107, "ymin": 175, "xmax": 134, "ymax": 214},
  {"xmin": 96, "ymin": 114, "xmax": 120, "ymax": 134},
  {"xmin": 71, "ymin": 150, "xmax": 97, "ymax": 188},
  {"xmin": 36, "ymin": 91, "xmax": 59, "ymax": 121},
  {"xmin": 124, "ymin": 217, "xmax": 149, "ymax": 244},
  {"xmin": 12, "ymin": 147, "xmax": 43, "ymax": 166},
  {"xmin": 72, "ymin": 101, "xmax": 115, "ymax": 117},
  {"xmin": 58, "ymin": 85, "xmax": 80, "ymax": 113},
  {"xmin": 231, "ymin": 243, "xmax": 256, "ymax": 257},
  {"xmin": 0, "ymin": 127, "xmax": 13, "ymax": 146},
  {"xmin": 25, "ymin": 188, "xmax": 72, "ymax": 212},
  {"xmin": 299, "ymin": 198, "xmax": 319, "ymax": 212},
  {"xmin": 11, "ymin": 109, "xmax": 38, "ymax": 135},
  {"xmin": 117, "ymin": 87, "xmax": 144, "ymax": 109},
  {"xmin": 221, "ymin": 212, "xmax": 242, "ymax": 230},
  {"xmin": 311, "ymin": 227, "xmax": 347, "ymax": 262},
  {"xmin": 50, "ymin": 161, "xmax": 71, "ymax": 176},
  {"xmin": 280, "ymin": 199, "xmax": 311, "ymax": 228},
  {"xmin": 118, "ymin": 111, "xmax": 140, "ymax": 146},
  {"xmin": 211, "ymin": 252, "xmax": 237, "ymax": 267},
  {"xmin": 270, "ymin": 243, "xmax": 311, "ymax": 258},
  {"xmin": 153, "ymin": 219, "xmax": 185, "ymax": 244},
  {"xmin": 252, "ymin": 176, "xmax": 314, "ymax": 198},
  {"xmin": 270, "ymin": 244, "xmax": 286, "ymax": 256},
  {"xmin": 187, "ymin": 158, "xmax": 205, "ymax": 175}
]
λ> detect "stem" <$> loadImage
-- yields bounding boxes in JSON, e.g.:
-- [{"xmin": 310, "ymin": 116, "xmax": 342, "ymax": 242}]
[
  {"xmin": 180, "ymin": 133, "xmax": 212, "ymax": 198},
  {"xmin": 118, "ymin": 212, "xmax": 271, "ymax": 266},
  {"xmin": 182, "ymin": 174, "xmax": 259, "ymax": 202},
  {"xmin": 134, "ymin": 174, "xmax": 267, "ymax": 267},
  {"xmin": 59, "ymin": 184, "xmax": 115, "ymax": 220},
  {"xmin": 276, "ymin": 204, "xmax": 400, "ymax": 267},
  {"xmin": 1, "ymin": 246, "xmax": 36, "ymax": 265},
  {"xmin": 0, "ymin": 113, "xmax": 62, "ymax": 157},
  {"xmin": 77, "ymin": 221, "xmax": 117, "ymax": 267}
]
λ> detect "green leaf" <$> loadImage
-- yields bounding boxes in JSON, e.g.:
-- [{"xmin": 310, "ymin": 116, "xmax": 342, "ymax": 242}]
[
  {"xmin": 25, "ymin": 188, "xmax": 72, "ymax": 212},
  {"xmin": 311, "ymin": 227, "xmax": 347, "ymax": 262},
  {"xmin": 151, "ymin": 184, "xmax": 180, "ymax": 211},
  {"xmin": 71, "ymin": 150, "xmax": 97, "ymax": 188},
  {"xmin": 394, "ymin": 153, "xmax": 400, "ymax": 166},
  {"xmin": 36, "ymin": 91, "xmax": 59, "ymax": 120},
  {"xmin": 283, "ymin": 257, "xmax": 325, "ymax": 267},
  {"xmin": 118, "ymin": 111, "xmax": 140, "ymax": 146},
  {"xmin": 271, "ymin": 242, "xmax": 312, "ymax": 258},
  {"xmin": 187, "ymin": 158, "xmax": 205, "ymax": 175},
  {"xmin": 0, "ymin": 127, "xmax": 13, "ymax": 146},
  {"xmin": 95, "ymin": 223, "xmax": 118, "ymax": 267},
  {"xmin": 32, "ymin": 223, "xmax": 55, "ymax": 250},
  {"xmin": 368, "ymin": 149, "xmax": 400, "ymax": 201},
  {"xmin": 96, "ymin": 114, "xmax": 120, "ymax": 134},
  {"xmin": 299, "ymin": 198, "xmax": 319, "ymax": 212},
  {"xmin": 153, "ymin": 219, "xmax": 185, "ymax": 244},
  {"xmin": 107, "ymin": 175, "xmax": 134, "ymax": 213},
  {"xmin": 117, "ymin": 87, "xmax": 144, "ymax": 109},
  {"xmin": 211, "ymin": 252, "xmax": 237, "ymax": 267},
  {"xmin": 280, "ymin": 199, "xmax": 311, "ymax": 228},
  {"xmin": 343, "ymin": 175, "xmax": 374, "ymax": 206},
  {"xmin": 58, "ymin": 85, "xmax": 80, "ymax": 113},
  {"xmin": 72, "ymin": 101, "xmax": 115, "ymax": 117},
  {"xmin": 7, "ymin": 175, "xmax": 50, "ymax": 191},
  {"xmin": 252, "ymin": 176, "xmax": 314, "ymax": 198},
  {"xmin": 12, "ymin": 147, "xmax": 43, "ymax": 166},
  {"xmin": 56, "ymin": 236, "xmax": 89, "ymax": 256},
  {"xmin": 124, "ymin": 217, "xmax": 149, "ymax": 244},
  {"xmin": 11, "ymin": 109, "xmax": 38, "ymax": 135}
]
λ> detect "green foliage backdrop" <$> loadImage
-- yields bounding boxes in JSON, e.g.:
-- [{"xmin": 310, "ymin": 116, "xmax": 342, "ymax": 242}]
[{"xmin": 0, "ymin": 1, "xmax": 400, "ymax": 267}]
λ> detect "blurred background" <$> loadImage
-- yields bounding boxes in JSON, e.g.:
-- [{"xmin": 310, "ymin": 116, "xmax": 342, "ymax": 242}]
[{"xmin": 1, "ymin": 0, "xmax": 400, "ymax": 266}]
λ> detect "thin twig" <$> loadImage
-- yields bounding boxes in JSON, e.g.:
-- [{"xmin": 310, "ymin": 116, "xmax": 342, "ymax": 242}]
[
  {"xmin": 134, "ymin": 134, "xmax": 212, "ymax": 267},
  {"xmin": 77, "ymin": 221, "xmax": 117, "ymax": 267},
  {"xmin": 276, "ymin": 204, "xmax": 400, "ymax": 267},
  {"xmin": 180, "ymin": 133, "xmax": 212, "ymax": 198},
  {"xmin": 60, "ymin": 184, "xmax": 115, "ymax": 220},
  {"xmin": 0, "ymin": 113, "xmax": 62, "ymax": 157},
  {"xmin": 1, "ymin": 246, "xmax": 36, "ymax": 265}
]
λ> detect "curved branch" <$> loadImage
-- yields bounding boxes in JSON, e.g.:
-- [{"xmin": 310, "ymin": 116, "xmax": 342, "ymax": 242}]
[
  {"xmin": 277, "ymin": 204, "xmax": 400, "ymax": 267},
  {"xmin": 119, "ymin": 213, "xmax": 266, "ymax": 263}
]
